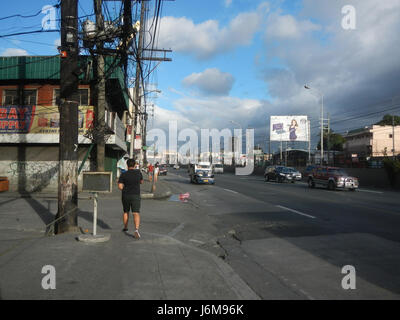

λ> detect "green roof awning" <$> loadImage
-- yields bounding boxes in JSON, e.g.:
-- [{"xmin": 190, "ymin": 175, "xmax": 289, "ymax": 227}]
[{"xmin": 0, "ymin": 55, "xmax": 129, "ymax": 109}]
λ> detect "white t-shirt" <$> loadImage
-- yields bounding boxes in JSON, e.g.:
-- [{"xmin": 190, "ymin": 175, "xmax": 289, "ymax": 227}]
[{"xmin": 117, "ymin": 158, "xmax": 128, "ymax": 170}]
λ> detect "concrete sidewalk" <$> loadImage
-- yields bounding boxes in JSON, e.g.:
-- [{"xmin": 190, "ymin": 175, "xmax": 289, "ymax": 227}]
[
  {"xmin": 0, "ymin": 176, "xmax": 259, "ymax": 300},
  {"xmin": 0, "ymin": 171, "xmax": 172, "ymax": 200}
]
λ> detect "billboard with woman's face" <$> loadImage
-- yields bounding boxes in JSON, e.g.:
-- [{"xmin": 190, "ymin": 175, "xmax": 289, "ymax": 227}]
[{"xmin": 270, "ymin": 116, "xmax": 309, "ymax": 142}]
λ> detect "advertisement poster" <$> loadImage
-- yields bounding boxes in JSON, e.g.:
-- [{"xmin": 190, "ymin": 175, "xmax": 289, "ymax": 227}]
[
  {"xmin": 270, "ymin": 115, "xmax": 309, "ymax": 142},
  {"xmin": 0, "ymin": 105, "xmax": 94, "ymax": 134}
]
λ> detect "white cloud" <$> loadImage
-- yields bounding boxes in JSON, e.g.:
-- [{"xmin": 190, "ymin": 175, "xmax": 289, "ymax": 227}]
[
  {"xmin": 152, "ymin": 104, "xmax": 197, "ymax": 132},
  {"xmin": 265, "ymin": 14, "xmax": 321, "ymax": 39},
  {"xmin": 152, "ymin": 0, "xmax": 400, "ymax": 149},
  {"xmin": 169, "ymin": 95, "xmax": 264, "ymax": 131},
  {"xmin": 182, "ymin": 68, "xmax": 235, "ymax": 96},
  {"xmin": 0, "ymin": 48, "xmax": 28, "ymax": 56},
  {"xmin": 54, "ymin": 38, "xmax": 61, "ymax": 49},
  {"xmin": 260, "ymin": 0, "xmax": 400, "ymax": 134},
  {"xmin": 157, "ymin": 7, "xmax": 265, "ymax": 59}
]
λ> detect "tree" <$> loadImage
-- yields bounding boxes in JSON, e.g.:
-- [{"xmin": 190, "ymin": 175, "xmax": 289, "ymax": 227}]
[
  {"xmin": 317, "ymin": 130, "xmax": 345, "ymax": 151},
  {"xmin": 375, "ymin": 114, "xmax": 400, "ymax": 126}
]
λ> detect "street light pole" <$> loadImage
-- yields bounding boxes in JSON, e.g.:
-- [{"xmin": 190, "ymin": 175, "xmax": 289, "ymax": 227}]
[
  {"xmin": 321, "ymin": 94, "xmax": 324, "ymax": 164},
  {"xmin": 305, "ymin": 85, "xmax": 324, "ymax": 165},
  {"xmin": 230, "ymin": 120, "xmax": 242, "ymax": 166}
]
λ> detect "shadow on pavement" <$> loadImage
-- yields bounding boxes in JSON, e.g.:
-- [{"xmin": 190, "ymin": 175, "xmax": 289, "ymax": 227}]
[
  {"xmin": 21, "ymin": 196, "xmax": 112, "ymax": 231},
  {"xmin": 0, "ymin": 198, "xmax": 20, "ymax": 207},
  {"xmin": 215, "ymin": 210, "xmax": 400, "ymax": 296},
  {"xmin": 78, "ymin": 210, "xmax": 112, "ymax": 230},
  {"xmin": 23, "ymin": 196, "xmax": 54, "ymax": 226}
]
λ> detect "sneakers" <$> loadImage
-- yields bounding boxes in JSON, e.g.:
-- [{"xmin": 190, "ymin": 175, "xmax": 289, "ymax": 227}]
[
  {"xmin": 122, "ymin": 228, "xmax": 128, "ymax": 232},
  {"xmin": 134, "ymin": 229, "xmax": 141, "ymax": 239}
]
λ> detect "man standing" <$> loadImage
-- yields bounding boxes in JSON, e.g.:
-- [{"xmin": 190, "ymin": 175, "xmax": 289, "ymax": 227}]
[{"xmin": 118, "ymin": 158, "xmax": 143, "ymax": 239}]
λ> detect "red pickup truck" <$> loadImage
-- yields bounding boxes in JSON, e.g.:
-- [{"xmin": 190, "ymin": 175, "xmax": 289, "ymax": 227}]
[{"xmin": 307, "ymin": 166, "xmax": 359, "ymax": 191}]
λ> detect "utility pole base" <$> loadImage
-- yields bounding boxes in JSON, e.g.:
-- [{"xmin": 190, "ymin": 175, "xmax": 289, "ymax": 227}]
[{"xmin": 77, "ymin": 233, "xmax": 111, "ymax": 243}]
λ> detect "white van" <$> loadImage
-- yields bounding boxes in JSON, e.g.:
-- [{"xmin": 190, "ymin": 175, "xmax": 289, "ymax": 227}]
[{"xmin": 213, "ymin": 163, "xmax": 224, "ymax": 174}]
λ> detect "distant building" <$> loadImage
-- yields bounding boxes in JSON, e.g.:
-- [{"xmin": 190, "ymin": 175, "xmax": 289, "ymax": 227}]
[{"xmin": 343, "ymin": 125, "xmax": 400, "ymax": 159}]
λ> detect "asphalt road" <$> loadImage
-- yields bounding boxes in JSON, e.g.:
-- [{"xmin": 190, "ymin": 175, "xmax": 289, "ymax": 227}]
[{"xmin": 161, "ymin": 168, "xmax": 400, "ymax": 299}]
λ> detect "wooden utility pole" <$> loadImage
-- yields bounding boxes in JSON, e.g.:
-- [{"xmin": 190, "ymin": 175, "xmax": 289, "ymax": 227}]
[
  {"xmin": 55, "ymin": 0, "xmax": 79, "ymax": 234},
  {"xmin": 94, "ymin": 0, "xmax": 106, "ymax": 171}
]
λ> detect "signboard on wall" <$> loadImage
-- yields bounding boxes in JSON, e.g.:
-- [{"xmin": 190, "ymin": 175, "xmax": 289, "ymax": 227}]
[
  {"xmin": 270, "ymin": 115, "xmax": 309, "ymax": 142},
  {"xmin": 134, "ymin": 134, "xmax": 142, "ymax": 150},
  {"xmin": 0, "ymin": 105, "xmax": 94, "ymax": 134}
]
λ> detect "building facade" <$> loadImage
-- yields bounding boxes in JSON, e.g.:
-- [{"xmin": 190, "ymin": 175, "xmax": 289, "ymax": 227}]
[
  {"xmin": 344, "ymin": 125, "xmax": 400, "ymax": 159},
  {"xmin": 0, "ymin": 55, "xmax": 129, "ymax": 192}
]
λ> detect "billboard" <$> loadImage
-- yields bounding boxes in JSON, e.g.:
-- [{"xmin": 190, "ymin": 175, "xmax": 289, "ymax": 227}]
[
  {"xmin": 0, "ymin": 105, "xmax": 94, "ymax": 134},
  {"xmin": 270, "ymin": 116, "xmax": 309, "ymax": 142}
]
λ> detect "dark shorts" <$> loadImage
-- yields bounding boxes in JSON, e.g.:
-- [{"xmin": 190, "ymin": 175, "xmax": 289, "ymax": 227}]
[{"xmin": 122, "ymin": 194, "xmax": 141, "ymax": 213}]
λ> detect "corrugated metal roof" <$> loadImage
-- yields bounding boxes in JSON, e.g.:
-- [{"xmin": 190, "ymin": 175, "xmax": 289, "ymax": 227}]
[
  {"xmin": 0, "ymin": 55, "xmax": 123, "ymax": 80},
  {"xmin": 0, "ymin": 55, "xmax": 128, "ymax": 109}
]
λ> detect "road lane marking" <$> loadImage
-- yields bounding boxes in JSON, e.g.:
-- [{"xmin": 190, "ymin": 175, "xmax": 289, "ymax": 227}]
[
  {"xmin": 189, "ymin": 239, "xmax": 205, "ymax": 245},
  {"xmin": 168, "ymin": 223, "xmax": 185, "ymax": 237},
  {"xmin": 276, "ymin": 205, "xmax": 316, "ymax": 219},
  {"xmin": 223, "ymin": 188, "xmax": 239, "ymax": 194},
  {"xmin": 357, "ymin": 189, "xmax": 383, "ymax": 194}
]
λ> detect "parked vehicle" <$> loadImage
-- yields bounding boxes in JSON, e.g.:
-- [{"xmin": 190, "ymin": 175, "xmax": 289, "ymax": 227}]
[
  {"xmin": 304, "ymin": 165, "xmax": 316, "ymax": 178},
  {"xmin": 159, "ymin": 164, "xmax": 168, "ymax": 176},
  {"xmin": 213, "ymin": 163, "xmax": 224, "ymax": 174},
  {"xmin": 307, "ymin": 166, "xmax": 359, "ymax": 191},
  {"xmin": 287, "ymin": 167, "xmax": 302, "ymax": 181},
  {"xmin": 189, "ymin": 162, "xmax": 215, "ymax": 184},
  {"xmin": 264, "ymin": 166, "xmax": 295, "ymax": 183},
  {"xmin": 173, "ymin": 164, "xmax": 180, "ymax": 170}
]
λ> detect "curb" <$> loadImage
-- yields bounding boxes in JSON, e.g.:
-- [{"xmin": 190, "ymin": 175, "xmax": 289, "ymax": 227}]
[
  {"xmin": 146, "ymin": 232, "xmax": 261, "ymax": 300},
  {"xmin": 0, "ymin": 188, "xmax": 173, "ymax": 201},
  {"xmin": 141, "ymin": 191, "xmax": 172, "ymax": 200}
]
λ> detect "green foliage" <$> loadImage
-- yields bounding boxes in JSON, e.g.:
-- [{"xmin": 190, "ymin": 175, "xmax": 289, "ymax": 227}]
[
  {"xmin": 375, "ymin": 114, "xmax": 400, "ymax": 126},
  {"xmin": 317, "ymin": 130, "xmax": 346, "ymax": 151},
  {"xmin": 383, "ymin": 158, "xmax": 400, "ymax": 187}
]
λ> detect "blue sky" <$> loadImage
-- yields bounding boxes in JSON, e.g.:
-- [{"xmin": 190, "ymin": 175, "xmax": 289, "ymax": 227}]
[{"xmin": 1, "ymin": 0, "xmax": 400, "ymax": 152}]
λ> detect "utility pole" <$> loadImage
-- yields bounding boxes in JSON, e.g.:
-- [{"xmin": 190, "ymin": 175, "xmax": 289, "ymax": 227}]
[
  {"xmin": 285, "ymin": 141, "xmax": 288, "ymax": 166},
  {"xmin": 308, "ymin": 119, "xmax": 311, "ymax": 165},
  {"xmin": 142, "ymin": 104, "xmax": 151, "ymax": 165},
  {"xmin": 304, "ymin": 85, "xmax": 324, "ymax": 165},
  {"xmin": 393, "ymin": 115, "xmax": 395, "ymax": 160},
  {"xmin": 327, "ymin": 113, "xmax": 330, "ymax": 166},
  {"xmin": 122, "ymin": 0, "xmax": 134, "ymax": 160},
  {"xmin": 55, "ymin": 0, "xmax": 79, "ymax": 234},
  {"xmin": 123, "ymin": 0, "xmax": 132, "ymax": 84},
  {"xmin": 94, "ymin": 0, "xmax": 106, "ymax": 171},
  {"xmin": 130, "ymin": 0, "xmax": 146, "ymax": 161},
  {"xmin": 268, "ymin": 138, "xmax": 271, "ymax": 164},
  {"xmin": 320, "ymin": 94, "xmax": 324, "ymax": 165}
]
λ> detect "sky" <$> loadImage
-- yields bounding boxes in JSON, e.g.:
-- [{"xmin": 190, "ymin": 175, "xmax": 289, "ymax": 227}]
[{"xmin": 1, "ymin": 0, "xmax": 400, "ymax": 153}]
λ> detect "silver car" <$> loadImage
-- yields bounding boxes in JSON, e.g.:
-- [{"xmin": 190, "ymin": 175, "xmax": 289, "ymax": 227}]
[{"xmin": 287, "ymin": 167, "xmax": 302, "ymax": 181}]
